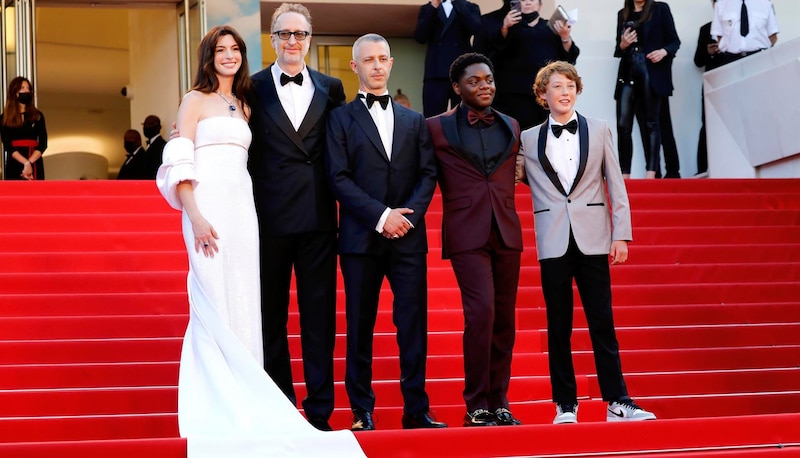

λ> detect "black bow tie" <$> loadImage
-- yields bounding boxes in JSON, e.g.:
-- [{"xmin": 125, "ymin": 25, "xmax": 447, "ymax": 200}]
[
  {"xmin": 280, "ymin": 73, "xmax": 303, "ymax": 86},
  {"xmin": 360, "ymin": 93, "xmax": 391, "ymax": 110},
  {"xmin": 551, "ymin": 119, "xmax": 578, "ymax": 138}
]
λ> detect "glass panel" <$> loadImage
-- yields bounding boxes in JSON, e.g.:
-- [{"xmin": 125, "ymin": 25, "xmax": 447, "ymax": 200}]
[
  {"xmin": 3, "ymin": 4, "xmax": 16, "ymax": 86},
  {"xmin": 316, "ymin": 44, "xmax": 357, "ymax": 98}
]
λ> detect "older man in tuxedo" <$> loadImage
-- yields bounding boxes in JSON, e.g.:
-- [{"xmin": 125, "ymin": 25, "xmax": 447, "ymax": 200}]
[
  {"xmin": 426, "ymin": 53, "xmax": 523, "ymax": 427},
  {"xmin": 248, "ymin": 2, "xmax": 346, "ymax": 432},
  {"xmin": 325, "ymin": 33, "xmax": 444, "ymax": 432},
  {"xmin": 518, "ymin": 61, "xmax": 655, "ymax": 425}
]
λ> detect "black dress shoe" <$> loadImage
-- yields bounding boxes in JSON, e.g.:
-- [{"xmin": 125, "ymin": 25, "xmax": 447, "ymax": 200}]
[
  {"xmin": 401, "ymin": 412, "xmax": 447, "ymax": 429},
  {"xmin": 494, "ymin": 408, "xmax": 522, "ymax": 426},
  {"xmin": 308, "ymin": 417, "xmax": 332, "ymax": 431},
  {"xmin": 463, "ymin": 409, "xmax": 497, "ymax": 426},
  {"xmin": 351, "ymin": 411, "xmax": 375, "ymax": 431}
]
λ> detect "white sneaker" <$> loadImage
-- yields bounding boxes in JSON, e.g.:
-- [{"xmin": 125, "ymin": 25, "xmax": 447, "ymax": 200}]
[
  {"xmin": 553, "ymin": 403, "xmax": 578, "ymax": 424},
  {"xmin": 607, "ymin": 400, "xmax": 656, "ymax": 421}
]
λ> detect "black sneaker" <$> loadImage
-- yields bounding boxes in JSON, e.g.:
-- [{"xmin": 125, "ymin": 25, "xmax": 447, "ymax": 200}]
[
  {"xmin": 464, "ymin": 408, "xmax": 497, "ymax": 426},
  {"xmin": 494, "ymin": 407, "xmax": 522, "ymax": 425}
]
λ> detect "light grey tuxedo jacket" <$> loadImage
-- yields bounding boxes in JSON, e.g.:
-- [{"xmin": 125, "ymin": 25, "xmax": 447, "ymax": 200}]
[{"xmin": 518, "ymin": 113, "xmax": 632, "ymax": 261}]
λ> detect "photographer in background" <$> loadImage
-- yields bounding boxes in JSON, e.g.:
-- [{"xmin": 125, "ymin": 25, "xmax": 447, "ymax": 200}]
[{"xmin": 613, "ymin": 0, "xmax": 679, "ymax": 179}]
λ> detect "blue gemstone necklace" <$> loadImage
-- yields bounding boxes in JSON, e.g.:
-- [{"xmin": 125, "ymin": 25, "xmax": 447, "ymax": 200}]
[{"xmin": 216, "ymin": 92, "xmax": 237, "ymax": 116}]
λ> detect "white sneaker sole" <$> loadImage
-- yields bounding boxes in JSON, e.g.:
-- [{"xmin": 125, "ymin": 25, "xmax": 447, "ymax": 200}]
[{"xmin": 553, "ymin": 413, "xmax": 578, "ymax": 424}]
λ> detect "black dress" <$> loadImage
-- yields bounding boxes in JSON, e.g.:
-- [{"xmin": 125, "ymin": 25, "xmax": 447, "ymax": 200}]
[
  {"xmin": 489, "ymin": 18, "xmax": 579, "ymax": 129},
  {"xmin": 1, "ymin": 112, "xmax": 48, "ymax": 180}
]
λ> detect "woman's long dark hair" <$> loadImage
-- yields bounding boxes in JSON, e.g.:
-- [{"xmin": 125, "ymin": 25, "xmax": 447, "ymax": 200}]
[
  {"xmin": 192, "ymin": 25, "xmax": 252, "ymax": 101},
  {"xmin": 622, "ymin": 0, "xmax": 653, "ymax": 24},
  {"xmin": 2, "ymin": 76, "xmax": 41, "ymax": 128}
]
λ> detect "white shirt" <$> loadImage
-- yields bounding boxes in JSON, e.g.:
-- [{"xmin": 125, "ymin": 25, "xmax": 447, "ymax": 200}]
[
  {"xmin": 546, "ymin": 113, "xmax": 579, "ymax": 194},
  {"xmin": 358, "ymin": 91, "xmax": 395, "ymax": 160},
  {"xmin": 711, "ymin": 0, "xmax": 779, "ymax": 54},
  {"xmin": 357, "ymin": 91, "xmax": 403, "ymax": 234},
  {"xmin": 441, "ymin": 0, "xmax": 453, "ymax": 18},
  {"xmin": 271, "ymin": 63, "xmax": 314, "ymax": 131}
]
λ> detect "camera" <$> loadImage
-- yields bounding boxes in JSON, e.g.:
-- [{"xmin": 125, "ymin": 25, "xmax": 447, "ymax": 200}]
[{"xmin": 120, "ymin": 85, "xmax": 134, "ymax": 99}]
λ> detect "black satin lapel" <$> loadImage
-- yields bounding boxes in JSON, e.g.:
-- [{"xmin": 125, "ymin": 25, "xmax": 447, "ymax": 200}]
[
  {"xmin": 296, "ymin": 72, "xmax": 329, "ymax": 138},
  {"xmin": 440, "ymin": 7, "xmax": 456, "ymax": 36},
  {"xmin": 441, "ymin": 112, "xmax": 485, "ymax": 173},
  {"xmin": 569, "ymin": 113, "xmax": 590, "ymax": 194},
  {"xmin": 351, "ymin": 101, "xmax": 389, "ymax": 161},
  {"xmin": 390, "ymin": 103, "xmax": 409, "ymax": 159},
  {"xmin": 488, "ymin": 113, "xmax": 517, "ymax": 175},
  {"xmin": 259, "ymin": 72, "xmax": 306, "ymax": 153},
  {"xmin": 538, "ymin": 121, "xmax": 567, "ymax": 196}
]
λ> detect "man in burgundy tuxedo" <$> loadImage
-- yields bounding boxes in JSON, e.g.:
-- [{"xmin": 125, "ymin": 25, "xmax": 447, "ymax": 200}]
[{"xmin": 426, "ymin": 52, "xmax": 523, "ymax": 427}]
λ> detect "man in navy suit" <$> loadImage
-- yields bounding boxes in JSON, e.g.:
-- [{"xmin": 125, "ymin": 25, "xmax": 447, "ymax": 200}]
[
  {"xmin": 414, "ymin": 0, "xmax": 481, "ymax": 117},
  {"xmin": 325, "ymin": 33, "xmax": 444, "ymax": 432},
  {"xmin": 248, "ymin": 2, "xmax": 346, "ymax": 432}
]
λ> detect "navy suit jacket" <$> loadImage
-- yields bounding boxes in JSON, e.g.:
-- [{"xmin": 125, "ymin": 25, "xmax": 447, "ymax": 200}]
[
  {"xmin": 414, "ymin": 0, "xmax": 482, "ymax": 80},
  {"xmin": 248, "ymin": 65, "xmax": 346, "ymax": 236},
  {"xmin": 614, "ymin": 1, "xmax": 681, "ymax": 98},
  {"xmin": 325, "ymin": 99, "xmax": 437, "ymax": 255}
]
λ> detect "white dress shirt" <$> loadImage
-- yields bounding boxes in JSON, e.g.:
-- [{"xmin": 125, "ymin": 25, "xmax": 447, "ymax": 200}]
[
  {"xmin": 441, "ymin": 0, "xmax": 453, "ymax": 18},
  {"xmin": 271, "ymin": 63, "xmax": 314, "ymax": 131},
  {"xmin": 546, "ymin": 113, "xmax": 580, "ymax": 193},
  {"xmin": 711, "ymin": 0, "xmax": 779, "ymax": 54},
  {"xmin": 357, "ymin": 91, "xmax": 403, "ymax": 234}
]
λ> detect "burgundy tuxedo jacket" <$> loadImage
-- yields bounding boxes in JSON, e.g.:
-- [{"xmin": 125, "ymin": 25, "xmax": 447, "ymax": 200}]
[{"xmin": 427, "ymin": 106, "xmax": 523, "ymax": 258}]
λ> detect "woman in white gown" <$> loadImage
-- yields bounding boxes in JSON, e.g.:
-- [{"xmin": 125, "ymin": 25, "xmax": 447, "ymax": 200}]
[{"xmin": 156, "ymin": 25, "xmax": 365, "ymax": 457}]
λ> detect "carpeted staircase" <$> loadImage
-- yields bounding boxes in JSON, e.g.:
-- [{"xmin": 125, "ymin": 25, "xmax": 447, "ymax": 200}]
[{"xmin": 1, "ymin": 178, "xmax": 799, "ymax": 457}]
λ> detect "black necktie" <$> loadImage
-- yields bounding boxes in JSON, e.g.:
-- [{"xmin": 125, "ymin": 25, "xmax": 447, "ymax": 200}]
[
  {"xmin": 280, "ymin": 73, "xmax": 303, "ymax": 86},
  {"xmin": 551, "ymin": 119, "xmax": 578, "ymax": 138},
  {"xmin": 740, "ymin": 0, "xmax": 749, "ymax": 37},
  {"xmin": 361, "ymin": 93, "xmax": 391, "ymax": 110}
]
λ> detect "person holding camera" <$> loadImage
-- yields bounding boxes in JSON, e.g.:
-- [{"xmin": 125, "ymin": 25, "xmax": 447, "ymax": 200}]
[
  {"xmin": 476, "ymin": 0, "xmax": 578, "ymax": 130},
  {"xmin": 614, "ymin": 0, "xmax": 680, "ymax": 179}
]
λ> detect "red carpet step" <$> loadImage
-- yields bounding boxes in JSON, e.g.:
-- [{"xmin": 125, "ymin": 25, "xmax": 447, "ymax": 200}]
[{"xmin": 1, "ymin": 178, "xmax": 799, "ymax": 457}]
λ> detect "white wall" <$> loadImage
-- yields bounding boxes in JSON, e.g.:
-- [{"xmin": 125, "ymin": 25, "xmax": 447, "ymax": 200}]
[{"xmin": 471, "ymin": 0, "xmax": 800, "ymax": 177}]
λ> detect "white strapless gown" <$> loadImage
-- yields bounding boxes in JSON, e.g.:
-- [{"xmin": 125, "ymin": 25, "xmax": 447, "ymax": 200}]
[{"xmin": 156, "ymin": 116, "xmax": 365, "ymax": 458}]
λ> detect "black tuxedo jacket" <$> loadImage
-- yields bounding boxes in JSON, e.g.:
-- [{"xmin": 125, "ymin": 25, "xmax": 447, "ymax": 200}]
[
  {"xmin": 694, "ymin": 22, "xmax": 723, "ymax": 72},
  {"xmin": 143, "ymin": 135, "xmax": 166, "ymax": 180},
  {"xmin": 325, "ymin": 99, "xmax": 437, "ymax": 255},
  {"xmin": 248, "ymin": 65, "xmax": 346, "ymax": 236},
  {"xmin": 414, "ymin": 0, "xmax": 482, "ymax": 80},
  {"xmin": 614, "ymin": 1, "xmax": 681, "ymax": 98},
  {"xmin": 117, "ymin": 146, "xmax": 147, "ymax": 180}
]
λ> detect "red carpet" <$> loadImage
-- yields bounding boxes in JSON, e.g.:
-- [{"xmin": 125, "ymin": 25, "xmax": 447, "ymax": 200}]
[{"xmin": 0, "ymin": 178, "xmax": 799, "ymax": 457}]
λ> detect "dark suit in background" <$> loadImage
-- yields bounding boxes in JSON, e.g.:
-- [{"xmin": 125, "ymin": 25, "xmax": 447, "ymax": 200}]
[
  {"xmin": 693, "ymin": 21, "xmax": 722, "ymax": 175},
  {"xmin": 325, "ymin": 98, "xmax": 437, "ymax": 418},
  {"xmin": 248, "ymin": 65, "xmax": 346, "ymax": 423},
  {"xmin": 143, "ymin": 135, "xmax": 166, "ymax": 179},
  {"xmin": 414, "ymin": 0, "xmax": 482, "ymax": 117},
  {"xmin": 427, "ymin": 105, "xmax": 522, "ymax": 416},
  {"xmin": 117, "ymin": 145, "xmax": 146, "ymax": 180}
]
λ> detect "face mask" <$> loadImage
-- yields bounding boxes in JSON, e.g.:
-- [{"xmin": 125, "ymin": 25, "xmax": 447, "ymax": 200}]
[
  {"xmin": 143, "ymin": 126, "xmax": 160, "ymax": 139},
  {"xmin": 520, "ymin": 11, "xmax": 539, "ymax": 24},
  {"xmin": 124, "ymin": 141, "xmax": 138, "ymax": 154},
  {"xmin": 17, "ymin": 92, "xmax": 32, "ymax": 105}
]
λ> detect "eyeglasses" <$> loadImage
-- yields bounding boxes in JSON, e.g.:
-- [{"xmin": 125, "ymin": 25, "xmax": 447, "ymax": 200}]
[{"xmin": 273, "ymin": 30, "xmax": 311, "ymax": 41}]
